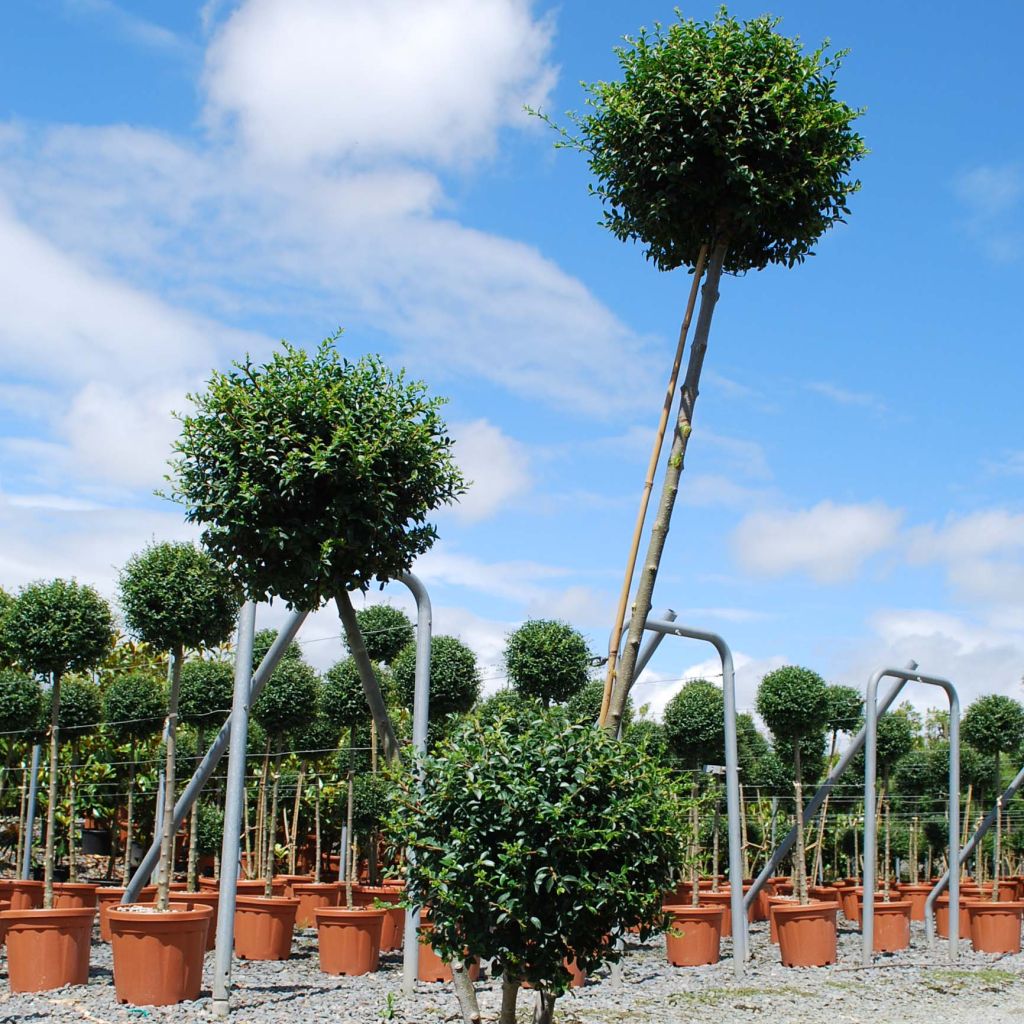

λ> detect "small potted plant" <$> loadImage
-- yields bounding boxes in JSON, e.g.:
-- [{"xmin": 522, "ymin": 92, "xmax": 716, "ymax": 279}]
[
  {"xmin": 1, "ymin": 579, "xmax": 114, "ymax": 992},
  {"xmin": 107, "ymin": 541, "xmax": 238, "ymax": 1006}
]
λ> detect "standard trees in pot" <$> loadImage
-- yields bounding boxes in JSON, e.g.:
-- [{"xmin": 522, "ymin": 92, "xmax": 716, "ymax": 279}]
[
  {"xmin": 1, "ymin": 579, "xmax": 113, "ymax": 991},
  {"xmin": 385, "ymin": 704, "xmax": 686, "ymax": 1024},
  {"xmin": 0, "ymin": 669, "xmax": 44, "ymax": 873}
]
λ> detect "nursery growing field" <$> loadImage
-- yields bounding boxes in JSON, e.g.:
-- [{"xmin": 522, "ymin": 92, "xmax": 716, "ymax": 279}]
[{"xmin": 3, "ymin": 919, "xmax": 1024, "ymax": 1024}]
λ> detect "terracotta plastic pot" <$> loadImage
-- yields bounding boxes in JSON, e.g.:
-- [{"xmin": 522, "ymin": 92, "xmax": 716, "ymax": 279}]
[
  {"xmin": 0, "ymin": 898, "xmax": 9, "ymax": 945},
  {"xmin": 97, "ymin": 886, "xmax": 157, "ymax": 941},
  {"xmin": 858, "ymin": 897, "xmax": 912, "ymax": 952},
  {"xmin": 351, "ymin": 885, "xmax": 405, "ymax": 951},
  {"xmin": 293, "ymin": 882, "xmax": 339, "ymax": 929},
  {"xmin": 236, "ymin": 878, "xmax": 285, "ymax": 897},
  {"xmin": 199, "ymin": 877, "xmax": 220, "ymax": 892},
  {"xmin": 809, "ymin": 885, "xmax": 840, "ymax": 905},
  {"xmin": 7, "ymin": 880, "xmax": 44, "ymax": 911},
  {"xmin": 893, "ymin": 883, "xmax": 931, "ymax": 921},
  {"xmin": 1, "ymin": 906, "xmax": 96, "ymax": 992},
  {"xmin": 234, "ymin": 896, "xmax": 299, "ymax": 960},
  {"xmin": 169, "ymin": 892, "xmax": 220, "ymax": 951},
  {"xmin": 993, "ymin": 881, "xmax": 1018, "ymax": 902},
  {"xmin": 773, "ymin": 881, "xmax": 794, "ymax": 897},
  {"xmin": 0, "ymin": 880, "xmax": 12, "ymax": 902},
  {"xmin": 416, "ymin": 922, "xmax": 482, "ymax": 982},
  {"xmin": 767, "ymin": 895, "xmax": 797, "ymax": 944},
  {"xmin": 663, "ymin": 904, "xmax": 723, "ymax": 967},
  {"xmin": 274, "ymin": 874, "xmax": 313, "ymax": 898},
  {"xmin": 522, "ymin": 958, "xmax": 586, "ymax": 989},
  {"xmin": 108, "ymin": 904, "xmax": 212, "ymax": 1005},
  {"xmin": 315, "ymin": 906, "xmax": 385, "ymax": 975},
  {"xmin": 696, "ymin": 890, "xmax": 754, "ymax": 935},
  {"xmin": 773, "ymin": 901, "xmax": 838, "ymax": 968},
  {"xmin": 382, "ymin": 877, "xmax": 405, "ymax": 889},
  {"xmin": 935, "ymin": 895, "xmax": 970, "ymax": 939},
  {"xmin": 52, "ymin": 882, "xmax": 98, "ymax": 910},
  {"xmin": 965, "ymin": 900, "xmax": 1024, "ymax": 954}
]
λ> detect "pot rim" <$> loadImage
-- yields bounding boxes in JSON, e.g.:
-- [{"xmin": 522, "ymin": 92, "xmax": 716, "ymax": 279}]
[
  {"xmin": 771, "ymin": 900, "xmax": 837, "ymax": 920},
  {"xmin": 661, "ymin": 903, "xmax": 726, "ymax": 917},
  {"xmin": 234, "ymin": 895, "xmax": 300, "ymax": 909},
  {"xmin": 108, "ymin": 903, "xmax": 212, "ymax": 921},
  {"xmin": 0, "ymin": 906, "xmax": 97, "ymax": 922}
]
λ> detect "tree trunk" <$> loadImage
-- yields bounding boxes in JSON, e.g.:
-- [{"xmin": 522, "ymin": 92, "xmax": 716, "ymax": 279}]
[
  {"xmin": 689, "ymin": 773, "xmax": 700, "ymax": 906},
  {"xmin": 499, "ymin": 973, "xmax": 520, "ymax": 1024},
  {"xmin": 122, "ymin": 741, "xmax": 136, "ymax": 886},
  {"xmin": 68, "ymin": 741, "xmax": 78, "ymax": 882},
  {"xmin": 335, "ymin": 589, "xmax": 400, "ymax": 762},
  {"xmin": 243, "ymin": 783, "xmax": 253, "ymax": 879},
  {"xmin": 314, "ymin": 781, "xmax": 321, "ymax": 884},
  {"xmin": 43, "ymin": 671, "xmax": 62, "ymax": 909},
  {"xmin": 794, "ymin": 742, "xmax": 808, "ymax": 905},
  {"xmin": 187, "ymin": 725, "xmax": 204, "ymax": 891},
  {"xmin": 264, "ymin": 751, "xmax": 283, "ymax": 898},
  {"xmin": 739, "ymin": 784, "xmax": 749, "ymax": 879},
  {"xmin": 15, "ymin": 757, "xmax": 28, "ymax": 879},
  {"xmin": 256, "ymin": 738, "xmax": 270, "ymax": 878},
  {"xmin": 604, "ymin": 240, "xmax": 730, "ymax": 735},
  {"xmin": 157, "ymin": 644, "xmax": 184, "ymax": 910},
  {"xmin": 451, "ymin": 959, "xmax": 482, "ymax": 1024},
  {"xmin": 883, "ymin": 793, "xmax": 891, "ymax": 900},
  {"xmin": 599, "ymin": 246, "xmax": 708, "ymax": 725},
  {"xmin": 993, "ymin": 795, "xmax": 1003, "ymax": 902},
  {"xmin": 532, "ymin": 990, "xmax": 557, "ymax": 1024},
  {"xmin": 345, "ymin": 728, "xmax": 355, "ymax": 909},
  {"xmin": 711, "ymin": 780, "xmax": 721, "ymax": 891},
  {"xmin": 289, "ymin": 761, "xmax": 305, "ymax": 875}
]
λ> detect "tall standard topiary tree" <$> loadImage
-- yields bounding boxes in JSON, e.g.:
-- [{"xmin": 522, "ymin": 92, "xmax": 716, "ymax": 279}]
[
  {"xmin": 5, "ymin": 579, "xmax": 114, "ymax": 907},
  {"xmin": 550, "ymin": 10, "xmax": 867, "ymax": 734},
  {"xmin": 167, "ymin": 339, "xmax": 465, "ymax": 764},
  {"xmin": 756, "ymin": 666, "xmax": 829, "ymax": 903},
  {"xmin": 392, "ymin": 635, "xmax": 481, "ymax": 718},
  {"xmin": 119, "ymin": 541, "xmax": 238, "ymax": 909},
  {"xmin": 963, "ymin": 694, "xmax": 1024, "ymax": 801},
  {"xmin": 103, "ymin": 672, "xmax": 166, "ymax": 885},
  {"xmin": 504, "ymin": 619, "xmax": 590, "ymax": 706}
]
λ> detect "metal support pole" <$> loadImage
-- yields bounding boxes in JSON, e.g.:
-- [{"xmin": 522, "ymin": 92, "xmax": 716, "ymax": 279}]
[
  {"xmin": 124, "ymin": 608, "xmax": 308, "ymax": 902},
  {"xmin": 632, "ymin": 609, "xmax": 677, "ymax": 680},
  {"xmin": 339, "ymin": 825, "xmax": 349, "ymax": 883},
  {"xmin": 641, "ymin": 617, "xmax": 745, "ymax": 976},
  {"xmin": 20, "ymin": 744, "xmax": 41, "ymax": 880},
  {"xmin": 863, "ymin": 667, "xmax": 959, "ymax": 965},
  {"xmin": 399, "ymin": 572, "xmax": 432, "ymax": 997},
  {"xmin": 212, "ymin": 601, "xmax": 256, "ymax": 1017},
  {"xmin": 744, "ymin": 661, "xmax": 919, "ymax": 916},
  {"xmin": 150, "ymin": 771, "xmax": 166, "ymax": 887}
]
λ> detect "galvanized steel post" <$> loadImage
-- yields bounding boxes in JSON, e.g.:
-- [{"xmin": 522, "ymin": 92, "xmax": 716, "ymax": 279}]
[{"xmin": 20, "ymin": 744, "xmax": 41, "ymax": 880}]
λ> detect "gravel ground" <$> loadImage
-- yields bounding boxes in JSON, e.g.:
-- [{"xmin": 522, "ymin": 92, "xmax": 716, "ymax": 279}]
[{"xmin": 3, "ymin": 917, "xmax": 1024, "ymax": 1023}]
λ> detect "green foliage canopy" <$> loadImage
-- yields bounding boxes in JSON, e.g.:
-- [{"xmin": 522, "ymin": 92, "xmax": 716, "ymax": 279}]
[
  {"xmin": 0, "ymin": 668, "xmax": 43, "ymax": 737},
  {"xmin": 252, "ymin": 658, "xmax": 320, "ymax": 740},
  {"xmin": 349, "ymin": 605, "xmax": 414, "ymax": 665},
  {"xmin": 565, "ymin": 679, "xmax": 632, "ymax": 728},
  {"xmin": 756, "ymin": 666, "xmax": 829, "ymax": 748},
  {"xmin": 322, "ymin": 657, "xmax": 375, "ymax": 731},
  {"xmin": 392, "ymin": 635, "xmax": 480, "ymax": 717},
  {"xmin": 385, "ymin": 706, "xmax": 686, "ymax": 996},
  {"xmin": 663, "ymin": 679, "xmax": 724, "ymax": 768},
  {"xmin": 825, "ymin": 684, "xmax": 863, "ymax": 736},
  {"xmin": 167, "ymin": 340, "xmax": 465, "ymax": 607},
  {"xmin": 6, "ymin": 579, "xmax": 114, "ymax": 680},
  {"xmin": 252, "ymin": 628, "xmax": 303, "ymax": 672},
  {"xmin": 178, "ymin": 659, "xmax": 235, "ymax": 729},
  {"xmin": 504, "ymin": 619, "xmax": 590, "ymax": 706},
  {"xmin": 962, "ymin": 694, "xmax": 1024, "ymax": 760},
  {"xmin": 558, "ymin": 9, "xmax": 866, "ymax": 273},
  {"xmin": 119, "ymin": 542, "xmax": 238, "ymax": 654},
  {"xmin": 102, "ymin": 672, "xmax": 166, "ymax": 743},
  {"xmin": 53, "ymin": 677, "xmax": 102, "ymax": 740}
]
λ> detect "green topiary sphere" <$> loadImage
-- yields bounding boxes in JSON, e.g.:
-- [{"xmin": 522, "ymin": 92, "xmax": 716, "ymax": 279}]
[
  {"xmin": 392, "ymin": 635, "xmax": 480, "ymax": 717},
  {"xmin": 504, "ymin": 619, "xmax": 590, "ymax": 706}
]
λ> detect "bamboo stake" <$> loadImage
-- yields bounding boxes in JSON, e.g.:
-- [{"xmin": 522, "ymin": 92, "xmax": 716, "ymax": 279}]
[{"xmin": 598, "ymin": 245, "xmax": 708, "ymax": 727}]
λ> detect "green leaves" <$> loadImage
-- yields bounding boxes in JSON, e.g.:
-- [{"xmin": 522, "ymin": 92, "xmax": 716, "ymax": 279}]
[
  {"xmin": 384, "ymin": 704, "xmax": 687, "ymax": 995},
  {"xmin": 552, "ymin": 8, "xmax": 867, "ymax": 273},
  {"xmin": 505, "ymin": 619, "xmax": 590, "ymax": 706},
  {"xmin": 102, "ymin": 671, "xmax": 166, "ymax": 743},
  {"xmin": 663, "ymin": 679, "xmax": 725, "ymax": 768},
  {"xmin": 178, "ymin": 658, "xmax": 235, "ymax": 728},
  {"xmin": 963, "ymin": 694, "xmax": 1024, "ymax": 759},
  {"xmin": 167, "ymin": 339, "xmax": 466, "ymax": 609},
  {"xmin": 392, "ymin": 634, "xmax": 480, "ymax": 717},
  {"xmin": 756, "ymin": 665, "xmax": 829, "ymax": 748},
  {"xmin": 119, "ymin": 541, "xmax": 239, "ymax": 653},
  {"xmin": 0, "ymin": 668, "xmax": 43, "ymax": 737}
]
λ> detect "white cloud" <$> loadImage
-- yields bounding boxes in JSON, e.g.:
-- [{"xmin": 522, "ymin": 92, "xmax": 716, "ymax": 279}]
[
  {"xmin": 805, "ymin": 380, "xmax": 885, "ymax": 413},
  {"xmin": 732, "ymin": 500, "xmax": 903, "ymax": 583},
  {"xmin": 954, "ymin": 163, "xmax": 1023, "ymax": 262},
  {"xmin": 202, "ymin": 0, "xmax": 557, "ymax": 169},
  {"xmin": 679, "ymin": 473, "xmax": 770, "ymax": 509},
  {"xmin": 449, "ymin": 419, "xmax": 532, "ymax": 523},
  {"xmin": 413, "ymin": 543, "xmax": 570, "ymax": 604}
]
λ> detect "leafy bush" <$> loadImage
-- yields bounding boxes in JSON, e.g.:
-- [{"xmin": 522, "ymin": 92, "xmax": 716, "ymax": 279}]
[
  {"xmin": 253, "ymin": 658, "xmax": 320, "ymax": 740},
  {"xmin": 350, "ymin": 604, "xmax": 414, "ymax": 665},
  {"xmin": 322, "ymin": 657, "xmax": 375, "ymax": 731},
  {"xmin": 392, "ymin": 635, "xmax": 480, "ymax": 717},
  {"xmin": 0, "ymin": 669, "xmax": 43, "ymax": 737},
  {"xmin": 351, "ymin": 773, "xmax": 390, "ymax": 834},
  {"xmin": 565, "ymin": 679, "xmax": 632, "ymax": 728},
  {"xmin": 504, "ymin": 619, "xmax": 590, "ymax": 706},
  {"xmin": 53, "ymin": 677, "xmax": 102, "ymax": 740},
  {"xmin": 825, "ymin": 684, "xmax": 863, "ymax": 736},
  {"xmin": 179, "ymin": 659, "xmax": 235, "ymax": 729},
  {"xmin": 385, "ymin": 705, "xmax": 686, "ymax": 1006},
  {"xmin": 103, "ymin": 672, "xmax": 166, "ymax": 744},
  {"xmin": 195, "ymin": 802, "xmax": 224, "ymax": 856},
  {"xmin": 756, "ymin": 666, "xmax": 829, "ymax": 752}
]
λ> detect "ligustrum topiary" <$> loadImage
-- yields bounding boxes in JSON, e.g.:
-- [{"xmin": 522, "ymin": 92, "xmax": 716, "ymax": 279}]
[
  {"xmin": 504, "ymin": 619, "xmax": 590, "ymax": 706},
  {"xmin": 392, "ymin": 635, "xmax": 480, "ymax": 718}
]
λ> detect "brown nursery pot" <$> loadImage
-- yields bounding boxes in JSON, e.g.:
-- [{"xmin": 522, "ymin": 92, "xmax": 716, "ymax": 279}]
[
  {"xmin": 382, "ymin": 877, "xmax": 406, "ymax": 889},
  {"xmin": 663, "ymin": 904, "xmax": 723, "ymax": 967},
  {"xmin": 352, "ymin": 885, "xmax": 406, "ymax": 951},
  {"xmin": 697, "ymin": 889, "xmax": 755, "ymax": 935},
  {"xmin": 236, "ymin": 878, "xmax": 285, "ymax": 897},
  {"xmin": 315, "ymin": 906, "xmax": 385, "ymax": 975},
  {"xmin": 108, "ymin": 904, "xmax": 212, "ymax": 1005},
  {"xmin": 52, "ymin": 882, "xmax": 98, "ymax": 910},
  {"xmin": 522, "ymin": 958, "xmax": 586, "ymax": 989},
  {"xmin": 773, "ymin": 901, "xmax": 838, "ymax": 968},
  {"xmin": 809, "ymin": 885, "xmax": 840, "ymax": 905},
  {"xmin": 233, "ymin": 896, "xmax": 299, "ymax": 960},
  {"xmin": 7, "ymin": 880, "xmax": 44, "ymax": 911},
  {"xmin": 767, "ymin": 895, "xmax": 797, "ymax": 944},
  {"xmin": 169, "ymin": 892, "xmax": 221, "ymax": 951},
  {"xmin": 0, "ymin": 880, "xmax": 12, "ymax": 903},
  {"xmin": 965, "ymin": 900, "xmax": 1024, "ymax": 954},
  {"xmin": 934, "ymin": 895, "xmax": 970, "ymax": 939},
  {"xmin": 894, "ymin": 884, "xmax": 931, "ymax": 921},
  {"xmin": 292, "ymin": 882, "xmax": 339, "ymax": 929},
  {"xmin": 1, "ymin": 907, "xmax": 96, "ymax": 992},
  {"xmin": 994, "ymin": 881, "xmax": 1018, "ymax": 902},
  {"xmin": 416, "ymin": 921, "xmax": 482, "ymax": 982},
  {"xmin": 199, "ymin": 877, "xmax": 220, "ymax": 892},
  {"xmin": 97, "ymin": 886, "xmax": 157, "ymax": 941},
  {"xmin": 858, "ymin": 897, "xmax": 911, "ymax": 952},
  {"xmin": 274, "ymin": 874, "xmax": 313, "ymax": 898},
  {"xmin": 0, "ymin": 899, "xmax": 9, "ymax": 945}
]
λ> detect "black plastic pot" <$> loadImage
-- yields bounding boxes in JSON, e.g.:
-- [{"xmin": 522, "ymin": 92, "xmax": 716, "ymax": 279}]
[{"xmin": 82, "ymin": 828, "xmax": 112, "ymax": 856}]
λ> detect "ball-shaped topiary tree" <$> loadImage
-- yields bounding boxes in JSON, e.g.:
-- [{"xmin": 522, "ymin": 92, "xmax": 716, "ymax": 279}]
[
  {"xmin": 119, "ymin": 541, "xmax": 239, "ymax": 908},
  {"xmin": 504, "ymin": 619, "xmax": 590, "ymax": 707},
  {"xmin": 392, "ymin": 635, "xmax": 480, "ymax": 718},
  {"xmin": 385, "ymin": 705, "xmax": 687, "ymax": 1024},
  {"xmin": 555, "ymin": 11, "xmax": 867, "ymax": 735},
  {"xmin": 167, "ymin": 339, "xmax": 465, "ymax": 764},
  {"xmin": 963, "ymin": 694, "xmax": 1024, "ymax": 799},
  {"xmin": 0, "ymin": 587, "xmax": 20, "ymax": 670},
  {"xmin": 251, "ymin": 627, "xmax": 303, "ymax": 673},
  {"xmin": 756, "ymin": 666, "xmax": 829, "ymax": 902},
  {"xmin": 5, "ymin": 579, "xmax": 114, "ymax": 906},
  {"xmin": 103, "ymin": 672, "xmax": 167, "ymax": 885},
  {"xmin": 663, "ymin": 679, "xmax": 725, "ymax": 769},
  {"xmin": 0, "ymin": 668, "xmax": 43, "ymax": 737},
  {"xmin": 349, "ymin": 604, "xmax": 414, "ymax": 665},
  {"xmin": 322, "ymin": 658, "xmax": 375, "ymax": 734}
]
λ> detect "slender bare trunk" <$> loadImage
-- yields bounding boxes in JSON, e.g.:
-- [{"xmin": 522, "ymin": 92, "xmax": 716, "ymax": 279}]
[
  {"xmin": 243, "ymin": 783, "xmax": 253, "ymax": 879},
  {"xmin": 739, "ymin": 784, "xmax": 749, "ymax": 879},
  {"xmin": 451, "ymin": 959, "xmax": 482, "ymax": 1024},
  {"xmin": 883, "ymin": 795, "xmax": 891, "ymax": 900},
  {"xmin": 689, "ymin": 775, "xmax": 700, "ymax": 907},
  {"xmin": 264, "ymin": 751, "xmax": 282, "ymax": 897},
  {"xmin": 121, "ymin": 741, "xmax": 136, "ymax": 886},
  {"xmin": 43, "ymin": 672, "xmax": 62, "ymax": 909},
  {"xmin": 993, "ymin": 795, "xmax": 1003, "ymax": 901},
  {"xmin": 289, "ymin": 761, "xmax": 305, "ymax": 874},
  {"xmin": 533, "ymin": 990, "xmax": 557, "ymax": 1024},
  {"xmin": 599, "ymin": 247, "xmax": 708, "ymax": 725},
  {"xmin": 711, "ymin": 780, "xmax": 721, "ymax": 891},
  {"xmin": 605, "ymin": 240, "xmax": 729, "ymax": 734},
  {"xmin": 187, "ymin": 725, "xmax": 204, "ymax": 891},
  {"xmin": 345, "ymin": 727, "xmax": 355, "ymax": 909},
  {"xmin": 68, "ymin": 741, "xmax": 78, "ymax": 882},
  {"xmin": 157, "ymin": 644, "xmax": 184, "ymax": 910},
  {"xmin": 256, "ymin": 738, "xmax": 270, "ymax": 878},
  {"xmin": 15, "ymin": 758, "xmax": 28, "ymax": 877},
  {"xmin": 499, "ymin": 973, "xmax": 520, "ymax": 1024},
  {"xmin": 335, "ymin": 590, "xmax": 400, "ymax": 762},
  {"xmin": 794, "ymin": 742, "xmax": 808, "ymax": 904}
]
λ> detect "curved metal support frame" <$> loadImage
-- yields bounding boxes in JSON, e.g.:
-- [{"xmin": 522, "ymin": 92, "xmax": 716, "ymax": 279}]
[
  {"xmin": 863, "ymin": 667, "xmax": 960, "ymax": 965},
  {"xmin": 744, "ymin": 660, "xmax": 919, "ymax": 923},
  {"xmin": 642, "ymin": 616, "xmax": 745, "ymax": 976}
]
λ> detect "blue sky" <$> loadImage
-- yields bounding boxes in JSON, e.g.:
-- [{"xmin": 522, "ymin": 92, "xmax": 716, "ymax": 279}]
[{"xmin": 1, "ymin": 0, "xmax": 1022, "ymax": 720}]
